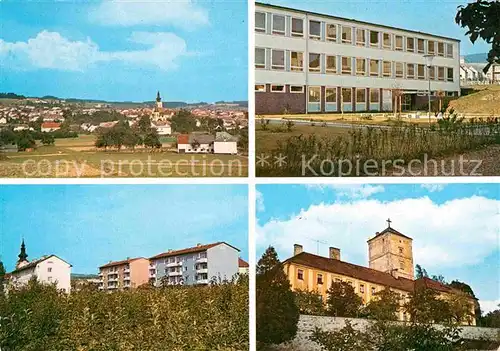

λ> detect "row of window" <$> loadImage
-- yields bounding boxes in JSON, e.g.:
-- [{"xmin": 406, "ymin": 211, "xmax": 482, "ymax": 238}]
[
  {"xmin": 255, "ymin": 11, "xmax": 455, "ymax": 58},
  {"xmin": 297, "ymin": 269, "xmax": 378, "ymax": 294},
  {"xmin": 256, "ymin": 48, "xmax": 455, "ymax": 82}
]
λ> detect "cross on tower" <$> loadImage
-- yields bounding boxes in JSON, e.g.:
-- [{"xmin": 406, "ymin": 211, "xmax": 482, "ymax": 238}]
[{"xmin": 386, "ymin": 218, "xmax": 392, "ymax": 228}]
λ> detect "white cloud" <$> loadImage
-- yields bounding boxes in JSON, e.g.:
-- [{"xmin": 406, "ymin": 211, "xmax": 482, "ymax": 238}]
[
  {"xmin": 257, "ymin": 196, "xmax": 499, "ymax": 270},
  {"xmin": 480, "ymin": 299, "xmax": 500, "ymax": 314},
  {"xmin": 306, "ymin": 184, "xmax": 385, "ymax": 199},
  {"xmin": 256, "ymin": 190, "xmax": 265, "ymax": 212},
  {"xmin": 0, "ymin": 30, "xmax": 188, "ymax": 71},
  {"xmin": 421, "ymin": 184, "xmax": 446, "ymax": 192},
  {"xmin": 90, "ymin": 0, "xmax": 209, "ymax": 29}
]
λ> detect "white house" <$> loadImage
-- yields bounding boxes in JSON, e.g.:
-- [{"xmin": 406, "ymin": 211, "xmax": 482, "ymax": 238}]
[
  {"xmin": 8, "ymin": 240, "xmax": 72, "ymax": 293},
  {"xmin": 0, "ymin": 117, "xmax": 7, "ymax": 125},
  {"xmin": 41, "ymin": 122, "xmax": 61, "ymax": 132},
  {"xmin": 152, "ymin": 121, "xmax": 172, "ymax": 135},
  {"xmin": 214, "ymin": 131, "xmax": 238, "ymax": 154},
  {"xmin": 177, "ymin": 134, "xmax": 215, "ymax": 153}
]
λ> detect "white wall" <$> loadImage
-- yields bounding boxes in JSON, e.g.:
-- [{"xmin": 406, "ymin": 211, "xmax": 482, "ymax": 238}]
[
  {"xmin": 178, "ymin": 143, "xmax": 213, "ymax": 153},
  {"xmin": 36, "ymin": 256, "xmax": 72, "ymax": 293},
  {"xmin": 214, "ymin": 141, "xmax": 237, "ymax": 154}
]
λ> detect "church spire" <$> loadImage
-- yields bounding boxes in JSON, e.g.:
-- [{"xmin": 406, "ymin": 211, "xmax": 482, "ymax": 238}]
[
  {"xmin": 156, "ymin": 91, "xmax": 161, "ymax": 102},
  {"xmin": 18, "ymin": 239, "xmax": 28, "ymax": 262}
]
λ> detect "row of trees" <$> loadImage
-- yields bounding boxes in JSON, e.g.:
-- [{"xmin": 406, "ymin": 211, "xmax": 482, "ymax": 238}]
[
  {"xmin": 256, "ymin": 247, "xmax": 497, "ymax": 351},
  {"xmin": 0, "ymin": 129, "xmax": 75, "ymax": 151},
  {"xmin": 95, "ymin": 119, "xmax": 161, "ymax": 150}
]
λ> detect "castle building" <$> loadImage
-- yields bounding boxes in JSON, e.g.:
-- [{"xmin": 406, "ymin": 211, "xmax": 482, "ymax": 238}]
[
  {"xmin": 282, "ymin": 221, "xmax": 476, "ymax": 325},
  {"xmin": 255, "ymin": 3, "xmax": 461, "ymax": 114},
  {"xmin": 7, "ymin": 240, "xmax": 72, "ymax": 293}
]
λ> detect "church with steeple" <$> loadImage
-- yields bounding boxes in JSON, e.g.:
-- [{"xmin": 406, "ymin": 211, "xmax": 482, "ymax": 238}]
[
  {"xmin": 6, "ymin": 240, "xmax": 73, "ymax": 293},
  {"xmin": 151, "ymin": 91, "xmax": 173, "ymax": 122},
  {"xmin": 282, "ymin": 220, "xmax": 476, "ymax": 325}
]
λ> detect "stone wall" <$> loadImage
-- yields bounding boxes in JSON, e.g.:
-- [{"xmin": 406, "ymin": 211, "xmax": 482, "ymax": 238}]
[{"xmin": 273, "ymin": 315, "xmax": 500, "ymax": 351}]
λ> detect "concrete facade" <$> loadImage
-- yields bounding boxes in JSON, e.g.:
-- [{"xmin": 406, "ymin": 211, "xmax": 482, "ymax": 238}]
[
  {"xmin": 255, "ymin": 3, "xmax": 461, "ymax": 114},
  {"xmin": 98, "ymin": 257, "xmax": 149, "ymax": 291}
]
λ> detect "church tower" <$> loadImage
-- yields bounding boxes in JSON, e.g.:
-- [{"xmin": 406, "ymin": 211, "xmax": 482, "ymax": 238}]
[
  {"xmin": 16, "ymin": 239, "xmax": 29, "ymax": 269},
  {"xmin": 156, "ymin": 91, "xmax": 163, "ymax": 109},
  {"xmin": 367, "ymin": 219, "xmax": 414, "ymax": 280}
]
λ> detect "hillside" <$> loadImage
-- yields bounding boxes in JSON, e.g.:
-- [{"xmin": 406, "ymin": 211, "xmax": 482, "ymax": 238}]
[
  {"xmin": 464, "ymin": 53, "xmax": 488, "ymax": 63},
  {"xmin": 449, "ymin": 85, "xmax": 500, "ymax": 115}
]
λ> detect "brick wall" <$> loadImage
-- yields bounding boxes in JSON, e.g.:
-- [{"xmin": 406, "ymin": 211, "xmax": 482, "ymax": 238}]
[{"xmin": 255, "ymin": 84, "xmax": 306, "ymax": 115}]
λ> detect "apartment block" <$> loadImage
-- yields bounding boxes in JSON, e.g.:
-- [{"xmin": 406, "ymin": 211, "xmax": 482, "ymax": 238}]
[
  {"xmin": 148, "ymin": 242, "xmax": 240, "ymax": 286},
  {"xmin": 98, "ymin": 257, "xmax": 149, "ymax": 291},
  {"xmin": 255, "ymin": 3, "xmax": 461, "ymax": 114}
]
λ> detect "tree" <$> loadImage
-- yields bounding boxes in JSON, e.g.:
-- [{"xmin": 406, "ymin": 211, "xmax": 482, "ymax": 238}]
[
  {"xmin": 448, "ymin": 280, "xmax": 481, "ymax": 324},
  {"xmin": 285, "ymin": 120, "xmax": 294, "ymax": 132},
  {"xmin": 16, "ymin": 131, "xmax": 36, "ymax": 151},
  {"xmin": 143, "ymin": 129, "xmax": 161, "ymax": 149},
  {"xmin": 95, "ymin": 129, "xmax": 114, "ymax": 150},
  {"xmin": 41, "ymin": 133, "xmax": 55, "ymax": 146},
  {"xmin": 0, "ymin": 260, "xmax": 5, "ymax": 295},
  {"xmin": 362, "ymin": 287, "xmax": 401, "ymax": 321},
  {"xmin": 123, "ymin": 130, "xmax": 142, "ymax": 150},
  {"xmin": 326, "ymin": 281, "xmax": 362, "ymax": 317},
  {"xmin": 256, "ymin": 246, "xmax": 299, "ymax": 345},
  {"xmin": 431, "ymin": 274, "xmax": 447, "ymax": 284},
  {"xmin": 456, "ymin": 0, "xmax": 500, "ymax": 73},
  {"xmin": 237, "ymin": 128, "xmax": 248, "ymax": 153},
  {"xmin": 137, "ymin": 115, "xmax": 152, "ymax": 133},
  {"xmin": 415, "ymin": 264, "xmax": 428, "ymax": 279},
  {"xmin": 447, "ymin": 290, "xmax": 474, "ymax": 325},
  {"xmin": 294, "ymin": 289, "xmax": 326, "ymax": 315},
  {"xmin": 170, "ymin": 109, "xmax": 197, "ymax": 133},
  {"xmin": 481, "ymin": 308, "xmax": 500, "ymax": 328},
  {"xmin": 404, "ymin": 286, "xmax": 452, "ymax": 324}
]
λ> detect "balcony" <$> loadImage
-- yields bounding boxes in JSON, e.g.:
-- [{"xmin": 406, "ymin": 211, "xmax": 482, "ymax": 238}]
[
  {"xmin": 196, "ymin": 279, "xmax": 209, "ymax": 285},
  {"xmin": 107, "ymin": 285, "xmax": 118, "ymax": 290},
  {"xmin": 195, "ymin": 257, "xmax": 208, "ymax": 264},
  {"xmin": 168, "ymin": 271, "xmax": 182, "ymax": 277},
  {"xmin": 108, "ymin": 277, "xmax": 118, "ymax": 282},
  {"xmin": 196, "ymin": 268, "xmax": 208, "ymax": 274},
  {"xmin": 124, "ymin": 276, "xmax": 130, "ymax": 281},
  {"xmin": 149, "ymin": 272, "xmax": 156, "ymax": 278},
  {"xmin": 124, "ymin": 268, "xmax": 130, "ymax": 273},
  {"xmin": 166, "ymin": 261, "xmax": 182, "ymax": 268}
]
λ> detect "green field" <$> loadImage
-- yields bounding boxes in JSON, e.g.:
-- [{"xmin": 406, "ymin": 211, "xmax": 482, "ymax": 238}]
[{"xmin": 0, "ymin": 135, "xmax": 247, "ymax": 177}]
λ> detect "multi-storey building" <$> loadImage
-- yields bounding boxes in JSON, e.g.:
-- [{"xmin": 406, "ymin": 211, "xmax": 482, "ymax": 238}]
[
  {"xmin": 255, "ymin": 3, "xmax": 461, "ymax": 114},
  {"xmin": 98, "ymin": 257, "xmax": 149, "ymax": 291},
  {"xmin": 283, "ymin": 221, "xmax": 476, "ymax": 325},
  {"xmin": 148, "ymin": 242, "xmax": 240, "ymax": 286},
  {"xmin": 7, "ymin": 240, "xmax": 72, "ymax": 293}
]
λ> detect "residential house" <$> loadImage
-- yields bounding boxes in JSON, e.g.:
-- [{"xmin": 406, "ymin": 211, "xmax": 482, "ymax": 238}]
[
  {"xmin": 41, "ymin": 122, "xmax": 61, "ymax": 132},
  {"xmin": 177, "ymin": 134, "xmax": 214, "ymax": 153},
  {"xmin": 98, "ymin": 257, "xmax": 149, "ymax": 292},
  {"xmin": 151, "ymin": 121, "xmax": 172, "ymax": 135},
  {"xmin": 238, "ymin": 258, "xmax": 249, "ymax": 275},
  {"xmin": 214, "ymin": 131, "xmax": 238, "ymax": 154}
]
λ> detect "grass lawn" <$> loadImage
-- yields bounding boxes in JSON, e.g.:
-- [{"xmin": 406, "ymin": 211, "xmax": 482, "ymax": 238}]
[{"xmin": 0, "ymin": 134, "xmax": 247, "ymax": 177}]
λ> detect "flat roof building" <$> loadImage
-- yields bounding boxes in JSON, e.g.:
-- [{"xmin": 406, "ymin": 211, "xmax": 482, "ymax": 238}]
[{"xmin": 255, "ymin": 3, "xmax": 461, "ymax": 114}]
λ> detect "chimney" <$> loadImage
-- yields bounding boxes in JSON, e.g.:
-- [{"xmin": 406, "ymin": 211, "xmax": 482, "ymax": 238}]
[
  {"xmin": 293, "ymin": 244, "xmax": 303, "ymax": 256},
  {"xmin": 329, "ymin": 247, "xmax": 341, "ymax": 260}
]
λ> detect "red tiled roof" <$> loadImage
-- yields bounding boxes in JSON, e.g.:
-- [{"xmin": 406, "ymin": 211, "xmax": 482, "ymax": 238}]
[
  {"xmin": 177, "ymin": 134, "xmax": 189, "ymax": 144},
  {"xmin": 415, "ymin": 277, "xmax": 453, "ymax": 293},
  {"xmin": 41, "ymin": 122, "xmax": 61, "ymax": 128},
  {"xmin": 99, "ymin": 257, "xmax": 144, "ymax": 269},
  {"xmin": 284, "ymin": 252, "xmax": 415, "ymax": 293},
  {"xmin": 239, "ymin": 258, "xmax": 249, "ymax": 268},
  {"xmin": 150, "ymin": 242, "xmax": 240, "ymax": 260}
]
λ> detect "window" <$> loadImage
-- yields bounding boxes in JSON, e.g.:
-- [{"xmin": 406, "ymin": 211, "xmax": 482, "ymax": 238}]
[
  {"xmin": 309, "ymin": 20, "xmax": 321, "ymax": 39},
  {"xmin": 309, "ymin": 53, "xmax": 321, "ymax": 72},
  {"xmin": 341, "ymin": 56, "xmax": 352, "ymax": 75},
  {"xmin": 356, "ymin": 88, "xmax": 366, "ymax": 103},
  {"xmin": 290, "ymin": 85, "xmax": 304, "ymax": 93},
  {"xmin": 309, "ymin": 87, "xmax": 321, "ymax": 103},
  {"xmin": 406, "ymin": 37, "xmax": 415, "ymax": 52},
  {"xmin": 341, "ymin": 26, "xmax": 353, "ymax": 44},
  {"xmin": 326, "ymin": 23, "xmax": 337, "ymax": 41},
  {"xmin": 290, "ymin": 51, "xmax": 304, "ymax": 72},
  {"xmin": 438, "ymin": 66, "xmax": 445, "ymax": 81},
  {"xmin": 428, "ymin": 40, "xmax": 435, "ymax": 55},
  {"xmin": 271, "ymin": 49, "xmax": 285, "ymax": 70},
  {"xmin": 342, "ymin": 88, "xmax": 352, "ymax": 103},
  {"xmin": 356, "ymin": 58, "xmax": 366, "ymax": 76},
  {"xmin": 326, "ymin": 55, "xmax": 337, "ymax": 74},
  {"xmin": 255, "ymin": 12, "xmax": 266, "ymax": 32},
  {"xmin": 370, "ymin": 30, "xmax": 379, "ymax": 47},
  {"xmin": 270, "ymin": 85, "xmax": 285, "ymax": 92},
  {"xmin": 298, "ymin": 270, "xmax": 304, "ymax": 282},
  {"xmin": 360, "ymin": 285, "xmax": 365, "ymax": 293},
  {"xmin": 417, "ymin": 39, "xmax": 425, "ymax": 53},
  {"xmin": 370, "ymin": 89, "xmax": 380, "ymax": 103},
  {"xmin": 447, "ymin": 67, "xmax": 454, "ymax": 82},
  {"xmin": 383, "ymin": 61, "xmax": 392, "ymax": 77},
  {"xmin": 383, "ymin": 33, "xmax": 392, "ymax": 49},
  {"xmin": 255, "ymin": 48, "xmax": 265, "ymax": 69},
  {"xmin": 395, "ymin": 35, "xmax": 403, "ymax": 51},
  {"xmin": 370, "ymin": 59, "xmax": 380, "ymax": 77},
  {"xmin": 446, "ymin": 43, "xmax": 453, "ymax": 58},
  {"xmin": 255, "ymin": 84, "xmax": 266, "ymax": 92},
  {"xmin": 400, "ymin": 261, "xmax": 405, "ymax": 270},
  {"xmin": 48, "ymin": 276, "xmax": 53, "ymax": 282},
  {"xmin": 291, "ymin": 18, "xmax": 304, "ymax": 37},
  {"xmin": 48, "ymin": 267, "xmax": 52, "ymax": 272},
  {"xmin": 398, "ymin": 247, "xmax": 404, "ymax": 254},
  {"xmin": 356, "ymin": 29, "xmax": 366, "ymax": 46},
  {"xmin": 326, "ymin": 88, "xmax": 337, "ymax": 103},
  {"xmin": 437, "ymin": 42, "xmax": 445, "ymax": 56},
  {"xmin": 371, "ymin": 287, "xmax": 376, "ymax": 294},
  {"xmin": 417, "ymin": 64, "xmax": 425, "ymax": 80},
  {"xmin": 317, "ymin": 274, "xmax": 323, "ymax": 285},
  {"xmin": 272, "ymin": 14, "xmax": 286, "ymax": 35},
  {"xmin": 429, "ymin": 66, "xmax": 435, "ymax": 80},
  {"xmin": 395, "ymin": 62, "xmax": 404, "ymax": 78},
  {"xmin": 407, "ymin": 63, "xmax": 415, "ymax": 79}
]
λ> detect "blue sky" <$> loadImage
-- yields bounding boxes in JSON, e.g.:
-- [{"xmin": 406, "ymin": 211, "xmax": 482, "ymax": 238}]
[
  {"xmin": 0, "ymin": 0, "xmax": 248, "ymax": 102},
  {"xmin": 0, "ymin": 184, "xmax": 248, "ymax": 274},
  {"xmin": 256, "ymin": 183, "xmax": 500, "ymax": 313},
  {"xmin": 263, "ymin": 0, "xmax": 490, "ymax": 56}
]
